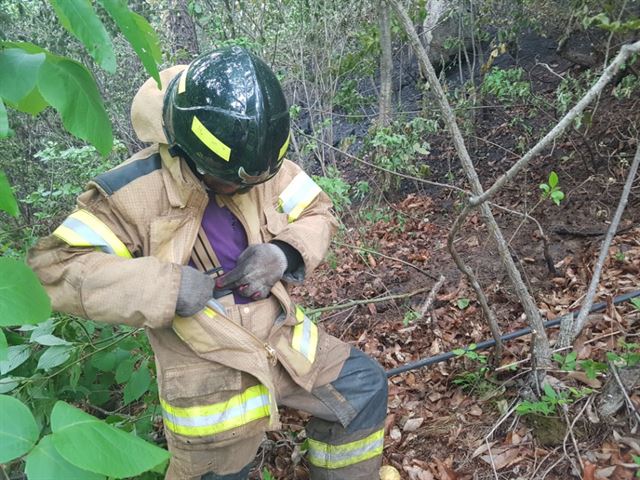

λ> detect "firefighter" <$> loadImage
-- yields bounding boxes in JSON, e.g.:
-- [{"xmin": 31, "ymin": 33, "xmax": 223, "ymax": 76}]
[{"xmin": 28, "ymin": 46, "xmax": 388, "ymax": 480}]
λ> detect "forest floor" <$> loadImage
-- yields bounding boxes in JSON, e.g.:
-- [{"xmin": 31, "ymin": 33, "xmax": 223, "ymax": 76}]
[{"xmin": 254, "ymin": 38, "xmax": 640, "ymax": 480}]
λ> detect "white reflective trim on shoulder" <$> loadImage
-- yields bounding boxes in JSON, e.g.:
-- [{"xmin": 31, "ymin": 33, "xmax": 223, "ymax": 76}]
[
  {"xmin": 160, "ymin": 384, "xmax": 271, "ymax": 437},
  {"xmin": 52, "ymin": 209, "xmax": 132, "ymax": 258},
  {"xmin": 277, "ymin": 171, "xmax": 322, "ymax": 222},
  {"xmin": 308, "ymin": 428, "xmax": 384, "ymax": 469},
  {"xmin": 291, "ymin": 306, "xmax": 318, "ymax": 364}
]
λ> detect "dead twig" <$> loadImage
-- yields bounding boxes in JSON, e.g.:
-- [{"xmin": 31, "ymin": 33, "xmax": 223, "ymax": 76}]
[
  {"xmin": 558, "ymin": 141, "xmax": 640, "ymax": 347},
  {"xmin": 607, "ymin": 360, "xmax": 640, "ymax": 425},
  {"xmin": 415, "ymin": 274, "xmax": 446, "ymax": 325},
  {"xmin": 308, "ymin": 286, "xmax": 433, "ymax": 316},
  {"xmin": 561, "ymin": 398, "xmax": 590, "ymax": 474}
]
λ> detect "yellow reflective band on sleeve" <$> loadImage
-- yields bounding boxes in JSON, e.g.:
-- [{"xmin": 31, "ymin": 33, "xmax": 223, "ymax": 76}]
[
  {"xmin": 277, "ymin": 171, "xmax": 322, "ymax": 222},
  {"xmin": 161, "ymin": 384, "xmax": 271, "ymax": 437},
  {"xmin": 278, "ymin": 133, "xmax": 290, "ymax": 160},
  {"xmin": 308, "ymin": 428, "xmax": 384, "ymax": 470},
  {"xmin": 178, "ymin": 67, "xmax": 188, "ymax": 94},
  {"xmin": 191, "ymin": 116, "xmax": 231, "ymax": 162},
  {"xmin": 291, "ymin": 306, "xmax": 318, "ymax": 364},
  {"xmin": 52, "ymin": 209, "xmax": 132, "ymax": 258}
]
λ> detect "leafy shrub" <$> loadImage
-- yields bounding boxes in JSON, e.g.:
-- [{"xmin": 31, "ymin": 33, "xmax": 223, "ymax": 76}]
[
  {"xmin": 314, "ymin": 166, "xmax": 352, "ymax": 213},
  {"xmin": 481, "ymin": 67, "xmax": 530, "ymax": 103}
]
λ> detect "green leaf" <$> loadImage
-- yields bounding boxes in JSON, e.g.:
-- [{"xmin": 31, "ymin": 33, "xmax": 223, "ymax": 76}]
[
  {"xmin": 0, "ymin": 376, "xmax": 22, "ymax": 393},
  {"xmin": 548, "ymin": 171, "xmax": 559, "ymax": 188},
  {"xmin": 0, "ymin": 258, "xmax": 51, "ymax": 326},
  {"xmin": 0, "ymin": 394, "xmax": 39, "ymax": 463},
  {"xmin": 551, "ymin": 190, "xmax": 564, "ymax": 206},
  {"xmin": 37, "ymin": 345, "xmax": 73, "ymax": 371},
  {"xmin": 0, "ymin": 329, "xmax": 6, "ymax": 361},
  {"xmin": 33, "ymin": 334, "xmax": 72, "ymax": 347},
  {"xmin": 630, "ymin": 298, "xmax": 640, "ymax": 311},
  {"xmin": 91, "ymin": 348, "xmax": 129, "ymax": 372},
  {"xmin": 0, "ymin": 97, "xmax": 8, "ymax": 138},
  {"xmin": 36, "ymin": 54, "xmax": 113, "ymax": 155},
  {"xmin": 26, "ymin": 435, "xmax": 105, "ymax": 480},
  {"xmin": 97, "ymin": 0, "xmax": 162, "ymax": 87},
  {"xmin": 115, "ymin": 356, "xmax": 136, "ymax": 383},
  {"xmin": 123, "ymin": 359, "xmax": 150, "ymax": 405},
  {"xmin": 0, "ymin": 48, "xmax": 45, "ymax": 103},
  {"xmin": 0, "ymin": 344, "xmax": 31, "ymax": 375},
  {"xmin": 0, "ymin": 170, "xmax": 19, "ymax": 217},
  {"xmin": 49, "ymin": 0, "xmax": 116, "ymax": 73},
  {"xmin": 51, "ymin": 401, "xmax": 170, "ymax": 478},
  {"xmin": 456, "ymin": 298, "xmax": 470, "ymax": 309},
  {"xmin": 12, "ymin": 82, "xmax": 49, "ymax": 116}
]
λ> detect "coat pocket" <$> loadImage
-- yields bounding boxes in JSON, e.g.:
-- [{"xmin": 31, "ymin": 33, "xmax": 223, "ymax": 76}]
[{"xmin": 149, "ymin": 213, "xmax": 191, "ymax": 263}]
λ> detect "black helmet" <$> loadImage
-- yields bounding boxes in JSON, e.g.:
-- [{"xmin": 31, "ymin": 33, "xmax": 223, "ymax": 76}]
[{"xmin": 162, "ymin": 46, "xmax": 290, "ymax": 186}]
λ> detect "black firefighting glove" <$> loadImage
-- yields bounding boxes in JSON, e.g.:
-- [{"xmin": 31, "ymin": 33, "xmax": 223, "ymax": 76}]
[
  {"xmin": 216, "ymin": 242, "xmax": 299, "ymax": 300},
  {"xmin": 175, "ymin": 266, "xmax": 215, "ymax": 316}
]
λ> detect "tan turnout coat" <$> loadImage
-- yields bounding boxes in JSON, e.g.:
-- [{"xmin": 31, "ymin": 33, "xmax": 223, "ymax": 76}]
[{"xmin": 27, "ymin": 66, "xmax": 350, "ymax": 443}]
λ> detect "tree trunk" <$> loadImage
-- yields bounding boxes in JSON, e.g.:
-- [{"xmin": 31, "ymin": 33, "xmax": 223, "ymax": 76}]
[
  {"xmin": 378, "ymin": 0, "xmax": 393, "ymax": 127},
  {"xmin": 165, "ymin": 0, "xmax": 199, "ymax": 61}
]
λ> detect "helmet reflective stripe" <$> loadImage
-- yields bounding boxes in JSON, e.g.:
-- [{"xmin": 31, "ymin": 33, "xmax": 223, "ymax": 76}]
[
  {"xmin": 191, "ymin": 116, "xmax": 231, "ymax": 162},
  {"xmin": 178, "ymin": 67, "xmax": 188, "ymax": 94},
  {"xmin": 291, "ymin": 306, "xmax": 318, "ymax": 363},
  {"xmin": 278, "ymin": 133, "xmax": 290, "ymax": 160},
  {"xmin": 53, "ymin": 209, "xmax": 132, "ymax": 258},
  {"xmin": 307, "ymin": 428, "xmax": 384, "ymax": 469},
  {"xmin": 277, "ymin": 171, "xmax": 322, "ymax": 222},
  {"xmin": 160, "ymin": 384, "xmax": 271, "ymax": 437}
]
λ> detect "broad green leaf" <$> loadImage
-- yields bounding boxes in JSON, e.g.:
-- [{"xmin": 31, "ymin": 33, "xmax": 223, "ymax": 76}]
[
  {"xmin": 456, "ymin": 298, "xmax": 470, "ymax": 309},
  {"xmin": 0, "ymin": 329, "xmax": 6, "ymax": 361},
  {"xmin": 0, "ymin": 376, "xmax": 21, "ymax": 393},
  {"xmin": 33, "ymin": 334, "xmax": 72, "ymax": 347},
  {"xmin": 91, "ymin": 348, "xmax": 129, "ymax": 372},
  {"xmin": 115, "ymin": 356, "xmax": 136, "ymax": 383},
  {"xmin": 51, "ymin": 401, "xmax": 170, "ymax": 477},
  {"xmin": 37, "ymin": 345, "xmax": 73, "ymax": 371},
  {"xmin": 0, "ymin": 48, "xmax": 45, "ymax": 103},
  {"xmin": 0, "ymin": 344, "xmax": 31, "ymax": 375},
  {"xmin": 97, "ymin": 0, "xmax": 162, "ymax": 87},
  {"xmin": 26, "ymin": 435, "xmax": 105, "ymax": 480},
  {"xmin": 0, "ymin": 258, "xmax": 51, "ymax": 326},
  {"xmin": 37, "ymin": 54, "xmax": 113, "ymax": 155},
  {"xmin": 0, "ymin": 97, "xmax": 8, "ymax": 138},
  {"xmin": 12, "ymin": 87, "xmax": 48, "ymax": 116},
  {"xmin": 0, "ymin": 170, "xmax": 18, "ymax": 217},
  {"xmin": 123, "ymin": 359, "xmax": 150, "ymax": 405},
  {"xmin": 548, "ymin": 171, "xmax": 559, "ymax": 188},
  {"xmin": 49, "ymin": 0, "xmax": 116, "ymax": 73},
  {"xmin": 28, "ymin": 318, "xmax": 55, "ymax": 341},
  {"xmin": 0, "ymin": 394, "xmax": 39, "ymax": 462}
]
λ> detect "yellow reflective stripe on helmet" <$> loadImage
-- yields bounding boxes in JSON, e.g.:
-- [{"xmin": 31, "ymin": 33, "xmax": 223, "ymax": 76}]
[
  {"xmin": 291, "ymin": 306, "xmax": 318, "ymax": 364},
  {"xmin": 308, "ymin": 428, "xmax": 384, "ymax": 469},
  {"xmin": 161, "ymin": 384, "xmax": 271, "ymax": 437},
  {"xmin": 277, "ymin": 171, "xmax": 322, "ymax": 222},
  {"xmin": 191, "ymin": 116, "xmax": 231, "ymax": 162},
  {"xmin": 178, "ymin": 67, "xmax": 188, "ymax": 94},
  {"xmin": 278, "ymin": 132, "xmax": 290, "ymax": 160},
  {"xmin": 52, "ymin": 209, "xmax": 132, "ymax": 258}
]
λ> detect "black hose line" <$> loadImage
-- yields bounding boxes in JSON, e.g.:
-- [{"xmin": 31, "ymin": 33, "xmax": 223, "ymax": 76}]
[{"xmin": 385, "ymin": 290, "xmax": 640, "ymax": 377}]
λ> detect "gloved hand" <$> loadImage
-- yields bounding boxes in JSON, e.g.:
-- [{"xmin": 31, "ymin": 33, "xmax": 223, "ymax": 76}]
[
  {"xmin": 216, "ymin": 243, "xmax": 287, "ymax": 300},
  {"xmin": 175, "ymin": 266, "xmax": 215, "ymax": 316}
]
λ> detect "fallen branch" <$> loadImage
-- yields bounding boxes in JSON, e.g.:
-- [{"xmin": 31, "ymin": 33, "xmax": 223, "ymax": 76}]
[
  {"xmin": 333, "ymin": 240, "xmax": 437, "ymax": 280},
  {"xmin": 558, "ymin": 141, "xmax": 640, "ymax": 347},
  {"xmin": 308, "ymin": 285, "xmax": 433, "ymax": 316},
  {"xmin": 416, "ymin": 274, "xmax": 446, "ymax": 324},
  {"xmin": 607, "ymin": 361, "xmax": 640, "ymax": 425}
]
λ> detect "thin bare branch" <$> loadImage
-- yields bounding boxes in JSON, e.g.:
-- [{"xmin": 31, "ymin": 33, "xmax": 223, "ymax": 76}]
[
  {"xmin": 558, "ymin": 141, "xmax": 640, "ymax": 347},
  {"xmin": 416, "ymin": 274, "xmax": 446, "ymax": 324},
  {"xmin": 387, "ymin": 0, "xmax": 552, "ymax": 364},
  {"xmin": 470, "ymin": 40, "xmax": 640, "ymax": 207}
]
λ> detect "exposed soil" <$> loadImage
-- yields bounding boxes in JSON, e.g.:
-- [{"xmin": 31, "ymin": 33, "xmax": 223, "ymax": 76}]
[{"xmin": 252, "ymin": 34, "xmax": 640, "ymax": 479}]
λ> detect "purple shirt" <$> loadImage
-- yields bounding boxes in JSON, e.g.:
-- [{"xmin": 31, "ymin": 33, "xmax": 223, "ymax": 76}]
[{"xmin": 198, "ymin": 192, "xmax": 251, "ymax": 304}]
